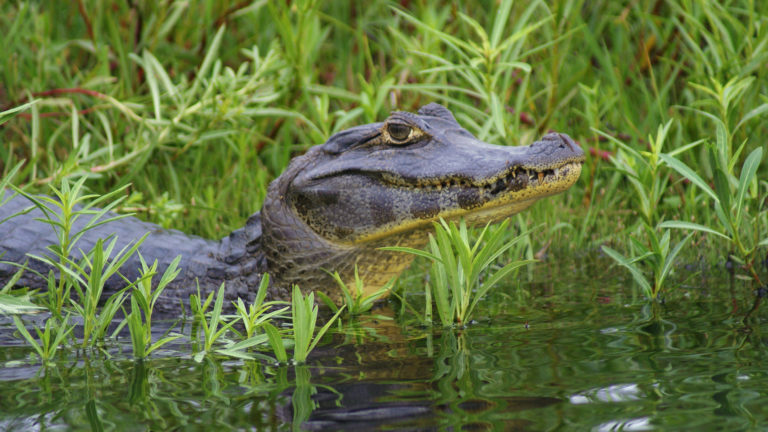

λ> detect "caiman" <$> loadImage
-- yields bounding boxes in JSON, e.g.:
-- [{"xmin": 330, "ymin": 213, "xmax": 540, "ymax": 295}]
[{"xmin": 0, "ymin": 103, "xmax": 584, "ymax": 312}]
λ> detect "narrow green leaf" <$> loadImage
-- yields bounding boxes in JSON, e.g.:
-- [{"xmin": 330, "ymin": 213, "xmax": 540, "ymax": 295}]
[
  {"xmin": 490, "ymin": 0, "xmax": 514, "ymax": 47},
  {"xmin": 659, "ymin": 232, "xmax": 694, "ymax": 287},
  {"xmin": 127, "ymin": 308, "xmax": 146, "ymax": 358},
  {"xmin": 0, "ymin": 100, "xmax": 38, "ymax": 126},
  {"xmin": 254, "ymin": 273, "xmax": 270, "ymax": 307},
  {"xmin": 735, "ymin": 102, "xmax": 768, "ymax": 132},
  {"xmin": 468, "ymin": 259, "xmax": 534, "ymax": 316},
  {"xmin": 490, "ymin": 92, "xmax": 506, "ymax": 138},
  {"xmin": 666, "ymin": 138, "xmax": 705, "ymax": 157},
  {"xmin": 315, "ymin": 291, "xmax": 339, "ymax": 313},
  {"xmin": 711, "ymin": 153, "xmax": 732, "ymax": 216},
  {"xmin": 218, "ymin": 334, "xmax": 269, "ymax": 353},
  {"xmin": 715, "ymin": 121, "xmax": 729, "ymax": 162},
  {"xmin": 264, "ymin": 323, "xmax": 287, "ymax": 363},
  {"xmin": 660, "ymin": 154, "xmax": 719, "ymax": 203},
  {"xmin": 601, "ymin": 246, "xmax": 653, "ymax": 297},
  {"xmin": 659, "ymin": 221, "xmax": 731, "ymax": 241},
  {"xmin": 12, "ymin": 316, "xmax": 44, "ymax": 358},
  {"xmin": 378, "ymin": 246, "xmax": 440, "ymax": 263},
  {"xmin": 209, "ymin": 283, "xmax": 226, "ymax": 333},
  {"xmin": 734, "ymin": 147, "xmax": 763, "ymax": 224},
  {"xmin": 0, "ymin": 290, "xmax": 43, "ymax": 314},
  {"xmin": 190, "ymin": 25, "xmax": 225, "ymax": 97},
  {"xmin": 306, "ymin": 304, "xmax": 345, "ymax": 357},
  {"xmin": 141, "ymin": 51, "xmax": 162, "ymax": 121}
]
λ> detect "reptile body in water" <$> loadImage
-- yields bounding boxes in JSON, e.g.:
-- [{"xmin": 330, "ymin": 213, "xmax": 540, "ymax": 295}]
[{"xmin": 0, "ymin": 104, "xmax": 584, "ymax": 312}]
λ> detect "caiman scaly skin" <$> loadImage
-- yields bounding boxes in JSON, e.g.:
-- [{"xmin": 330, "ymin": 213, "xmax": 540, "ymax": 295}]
[{"xmin": 0, "ymin": 103, "xmax": 584, "ymax": 311}]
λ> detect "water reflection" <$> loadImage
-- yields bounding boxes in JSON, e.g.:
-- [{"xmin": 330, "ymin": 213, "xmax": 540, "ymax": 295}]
[
  {"xmin": 570, "ymin": 383, "xmax": 647, "ymax": 404},
  {"xmin": 1, "ymin": 269, "xmax": 767, "ymax": 430},
  {"xmin": 594, "ymin": 416, "xmax": 653, "ymax": 432}
]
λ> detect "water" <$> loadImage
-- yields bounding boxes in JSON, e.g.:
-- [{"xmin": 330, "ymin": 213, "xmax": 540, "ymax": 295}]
[{"xmin": 1, "ymin": 263, "xmax": 767, "ymax": 431}]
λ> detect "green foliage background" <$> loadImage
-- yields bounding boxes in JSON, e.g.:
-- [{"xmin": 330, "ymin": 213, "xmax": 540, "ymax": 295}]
[{"xmin": 1, "ymin": 0, "xmax": 766, "ymax": 267}]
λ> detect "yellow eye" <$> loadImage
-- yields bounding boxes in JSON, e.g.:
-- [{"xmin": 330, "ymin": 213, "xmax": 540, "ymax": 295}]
[{"xmin": 387, "ymin": 123, "xmax": 412, "ymax": 142}]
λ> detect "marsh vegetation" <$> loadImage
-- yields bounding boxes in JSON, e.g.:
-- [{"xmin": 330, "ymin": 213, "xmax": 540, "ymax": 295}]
[{"xmin": 1, "ymin": 0, "xmax": 767, "ymax": 429}]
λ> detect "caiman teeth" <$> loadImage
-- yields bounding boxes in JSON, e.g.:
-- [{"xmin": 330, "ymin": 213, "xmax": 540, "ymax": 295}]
[{"xmin": 380, "ymin": 161, "xmax": 579, "ymax": 191}]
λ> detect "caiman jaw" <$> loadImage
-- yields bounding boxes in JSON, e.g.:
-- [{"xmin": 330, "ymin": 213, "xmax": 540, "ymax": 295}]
[{"xmin": 357, "ymin": 157, "xmax": 584, "ymax": 244}]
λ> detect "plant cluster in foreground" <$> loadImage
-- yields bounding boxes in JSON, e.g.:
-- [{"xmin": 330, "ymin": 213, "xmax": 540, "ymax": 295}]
[{"xmin": 384, "ymin": 218, "xmax": 534, "ymax": 327}]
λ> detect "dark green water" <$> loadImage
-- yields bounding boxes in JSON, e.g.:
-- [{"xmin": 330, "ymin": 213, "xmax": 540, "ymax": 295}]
[{"xmin": 2, "ymin": 264, "xmax": 767, "ymax": 431}]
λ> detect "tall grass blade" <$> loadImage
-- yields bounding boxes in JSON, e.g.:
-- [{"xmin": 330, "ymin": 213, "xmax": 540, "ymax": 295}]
[
  {"xmin": 659, "ymin": 221, "xmax": 730, "ymax": 241},
  {"xmin": 660, "ymin": 154, "xmax": 720, "ymax": 203},
  {"xmin": 601, "ymin": 246, "xmax": 653, "ymax": 298},
  {"xmin": 734, "ymin": 147, "xmax": 762, "ymax": 224}
]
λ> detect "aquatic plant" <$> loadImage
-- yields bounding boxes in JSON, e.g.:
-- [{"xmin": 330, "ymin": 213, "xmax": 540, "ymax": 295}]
[
  {"xmin": 599, "ymin": 121, "xmax": 696, "ymax": 299},
  {"xmin": 602, "ymin": 229, "xmax": 693, "ymax": 301},
  {"xmin": 189, "ymin": 282, "xmax": 238, "ymax": 362},
  {"xmin": 126, "ymin": 255, "xmax": 183, "ymax": 359},
  {"xmin": 12, "ymin": 313, "xmax": 73, "ymax": 366},
  {"xmin": 317, "ymin": 265, "xmax": 393, "ymax": 317},
  {"xmin": 8, "ymin": 180, "xmax": 153, "ymax": 347},
  {"xmin": 289, "ymin": 285, "xmax": 344, "ymax": 364},
  {"xmin": 660, "ymin": 77, "xmax": 767, "ymax": 286},
  {"xmin": 12, "ymin": 179, "xmax": 135, "ymax": 318},
  {"xmin": 216, "ymin": 275, "xmax": 290, "ymax": 362},
  {"xmin": 385, "ymin": 218, "xmax": 534, "ymax": 326},
  {"xmin": 68, "ymin": 236, "xmax": 147, "ymax": 348},
  {"xmin": 231, "ymin": 275, "xmax": 289, "ymax": 339}
]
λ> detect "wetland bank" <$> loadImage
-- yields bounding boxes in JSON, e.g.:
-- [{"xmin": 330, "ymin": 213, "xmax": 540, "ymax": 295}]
[{"xmin": 1, "ymin": 1, "xmax": 767, "ymax": 430}]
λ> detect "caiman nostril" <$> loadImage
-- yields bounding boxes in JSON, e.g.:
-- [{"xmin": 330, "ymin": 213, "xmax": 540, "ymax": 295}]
[{"xmin": 557, "ymin": 132, "xmax": 582, "ymax": 154}]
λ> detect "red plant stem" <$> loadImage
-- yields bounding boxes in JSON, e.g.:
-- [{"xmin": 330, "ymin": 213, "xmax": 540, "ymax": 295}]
[
  {"xmin": 17, "ymin": 107, "xmax": 100, "ymax": 119},
  {"xmin": 76, "ymin": 0, "xmax": 95, "ymax": 42},
  {"xmin": 31, "ymin": 88, "xmax": 107, "ymax": 100},
  {"xmin": 4, "ymin": 87, "xmax": 110, "ymax": 119}
]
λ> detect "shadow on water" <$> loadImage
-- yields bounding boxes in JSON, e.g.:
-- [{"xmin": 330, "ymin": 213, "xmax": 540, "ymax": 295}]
[{"xmin": 1, "ymin": 260, "xmax": 767, "ymax": 431}]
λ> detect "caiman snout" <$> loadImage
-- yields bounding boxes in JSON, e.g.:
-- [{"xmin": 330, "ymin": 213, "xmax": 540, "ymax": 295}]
[{"xmin": 533, "ymin": 132, "xmax": 585, "ymax": 164}]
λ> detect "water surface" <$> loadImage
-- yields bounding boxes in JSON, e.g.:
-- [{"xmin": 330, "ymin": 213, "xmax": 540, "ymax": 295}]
[{"xmin": 1, "ymin": 262, "xmax": 767, "ymax": 431}]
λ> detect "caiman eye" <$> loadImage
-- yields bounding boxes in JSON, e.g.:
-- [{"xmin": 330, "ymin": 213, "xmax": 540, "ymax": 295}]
[{"xmin": 386, "ymin": 123, "xmax": 412, "ymax": 143}]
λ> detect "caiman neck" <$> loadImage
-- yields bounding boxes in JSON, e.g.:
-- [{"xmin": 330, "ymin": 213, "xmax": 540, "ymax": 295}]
[{"xmin": 261, "ymin": 149, "xmax": 415, "ymax": 302}]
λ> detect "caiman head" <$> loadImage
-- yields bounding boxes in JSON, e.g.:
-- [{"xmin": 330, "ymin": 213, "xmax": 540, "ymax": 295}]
[{"xmin": 261, "ymin": 103, "xmax": 584, "ymax": 303}]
